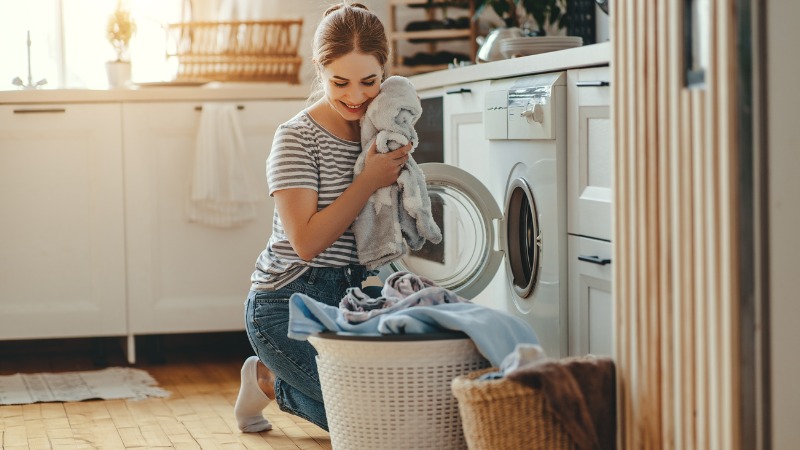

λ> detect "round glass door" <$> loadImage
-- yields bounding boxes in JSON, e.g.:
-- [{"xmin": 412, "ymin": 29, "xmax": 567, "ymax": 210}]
[
  {"xmin": 504, "ymin": 174, "xmax": 542, "ymax": 305},
  {"xmin": 389, "ymin": 163, "xmax": 503, "ymax": 300}
]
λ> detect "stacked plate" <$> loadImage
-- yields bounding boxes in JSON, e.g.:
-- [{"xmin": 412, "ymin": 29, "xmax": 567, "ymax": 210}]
[{"xmin": 499, "ymin": 36, "xmax": 583, "ymax": 59}]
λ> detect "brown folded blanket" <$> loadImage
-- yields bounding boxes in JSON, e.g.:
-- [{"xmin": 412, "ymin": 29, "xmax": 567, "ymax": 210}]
[{"xmin": 506, "ymin": 355, "xmax": 616, "ymax": 450}]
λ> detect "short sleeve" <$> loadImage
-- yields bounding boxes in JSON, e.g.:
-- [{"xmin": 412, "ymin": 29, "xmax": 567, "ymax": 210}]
[{"xmin": 267, "ymin": 123, "xmax": 319, "ymax": 196}]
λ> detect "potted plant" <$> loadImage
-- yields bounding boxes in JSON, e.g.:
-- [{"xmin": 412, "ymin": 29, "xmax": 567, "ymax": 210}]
[
  {"xmin": 105, "ymin": 1, "xmax": 136, "ymax": 88},
  {"xmin": 475, "ymin": 0, "xmax": 568, "ymax": 35}
]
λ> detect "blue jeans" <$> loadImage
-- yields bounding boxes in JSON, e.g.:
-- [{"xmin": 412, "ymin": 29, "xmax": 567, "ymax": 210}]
[{"xmin": 244, "ymin": 265, "xmax": 372, "ymax": 431}]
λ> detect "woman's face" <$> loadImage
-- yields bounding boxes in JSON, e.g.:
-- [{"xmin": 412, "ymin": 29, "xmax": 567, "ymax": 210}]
[{"xmin": 319, "ymin": 51, "xmax": 383, "ymax": 122}]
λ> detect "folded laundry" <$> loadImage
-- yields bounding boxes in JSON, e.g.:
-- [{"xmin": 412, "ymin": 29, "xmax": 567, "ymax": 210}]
[
  {"xmin": 405, "ymin": 17, "xmax": 471, "ymax": 43},
  {"xmin": 407, "ymin": 1, "xmax": 471, "ymax": 9},
  {"xmin": 402, "ymin": 50, "xmax": 471, "ymax": 67}
]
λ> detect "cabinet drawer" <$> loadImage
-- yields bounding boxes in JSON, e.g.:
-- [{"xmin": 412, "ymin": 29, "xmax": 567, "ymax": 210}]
[
  {"xmin": 567, "ymin": 66, "xmax": 612, "ymax": 241},
  {"xmin": 568, "ymin": 235, "xmax": 613, "ymax": 357}
]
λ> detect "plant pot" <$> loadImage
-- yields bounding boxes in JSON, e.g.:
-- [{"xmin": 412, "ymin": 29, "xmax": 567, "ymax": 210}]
[{"xmin": 106, "ymin": 61, "xmax": 131, "ymax": 89}]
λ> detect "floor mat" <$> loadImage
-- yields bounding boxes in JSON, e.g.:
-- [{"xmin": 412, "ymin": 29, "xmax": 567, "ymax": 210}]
[{"xmin": 0, "ymin": 367, "xmax": 170, "ymax": 405}]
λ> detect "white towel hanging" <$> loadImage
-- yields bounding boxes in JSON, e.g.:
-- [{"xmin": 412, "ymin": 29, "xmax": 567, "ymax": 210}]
[{"xmin": 187, "ymin": 102, "xmax": 263, "ymax": 228}]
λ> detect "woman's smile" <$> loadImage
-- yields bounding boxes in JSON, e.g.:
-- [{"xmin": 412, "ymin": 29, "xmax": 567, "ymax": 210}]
[{"xmin": 342, "ymin": 100, "xmax": 366, "ymax": 111}]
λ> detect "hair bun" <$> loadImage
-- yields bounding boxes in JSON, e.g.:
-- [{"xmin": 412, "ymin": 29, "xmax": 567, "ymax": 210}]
[{"xmin": 323, "ymin": 2, "xmax": 369, "ymax": 17}]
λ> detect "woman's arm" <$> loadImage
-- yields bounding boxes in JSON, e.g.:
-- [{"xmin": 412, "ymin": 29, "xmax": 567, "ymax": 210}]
[{"xmin": 274, "ymin": 142, "xmax": 411, "ymax": 261}]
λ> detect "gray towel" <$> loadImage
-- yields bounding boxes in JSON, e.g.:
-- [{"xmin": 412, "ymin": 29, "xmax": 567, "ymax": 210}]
[{"xmin": 353, "ymin": 76, "xmax": 443, "ymax": 269}]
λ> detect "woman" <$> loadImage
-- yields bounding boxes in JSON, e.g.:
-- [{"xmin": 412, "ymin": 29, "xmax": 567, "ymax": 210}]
[{"xmin": 234, "ymin": 2, "xmax": 412, "ymax": 432}]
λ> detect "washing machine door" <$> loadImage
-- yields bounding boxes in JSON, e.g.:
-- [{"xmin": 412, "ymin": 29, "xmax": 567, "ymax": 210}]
[
  {"xmin": 503, "ymin": 164, "xmax": 543, "ymax": 305},
  {"xmin": 388, "ymin": 163, "xmax": 503, "ymax": 300}
]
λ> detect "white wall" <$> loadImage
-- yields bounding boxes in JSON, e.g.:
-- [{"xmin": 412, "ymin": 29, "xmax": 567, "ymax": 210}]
[{"xmin": 767, "ymin": 1, "xmax": 800, "ymax": 448}]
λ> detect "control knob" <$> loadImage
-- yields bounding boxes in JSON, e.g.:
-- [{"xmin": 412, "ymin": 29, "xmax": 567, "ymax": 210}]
[{"xmin": 521, "ymin": 101, "xmax": 544, "ymax": 124}]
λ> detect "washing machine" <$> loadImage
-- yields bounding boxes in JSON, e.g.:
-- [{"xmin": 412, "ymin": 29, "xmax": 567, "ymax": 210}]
[{"xmin": 389, "ymin": 72, "xmax": 569, "ymax": 358}]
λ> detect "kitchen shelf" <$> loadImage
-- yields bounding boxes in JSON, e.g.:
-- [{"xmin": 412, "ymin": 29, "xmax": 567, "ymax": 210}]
[
  {"xmin": 391, "ymin": 29, "xmax": 473, "ymax": 41},
  {"xmin": 389, "ymin": 0, "xmax": 477, "ymax": 76}
]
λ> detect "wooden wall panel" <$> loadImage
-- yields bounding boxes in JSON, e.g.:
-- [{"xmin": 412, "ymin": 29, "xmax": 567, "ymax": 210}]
[{"xmin": 613, "ymin": 1, "xmax": 741, "ymax": 448}]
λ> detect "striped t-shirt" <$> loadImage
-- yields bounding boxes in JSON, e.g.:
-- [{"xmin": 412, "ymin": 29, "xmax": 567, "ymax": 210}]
[{"xmin": 250, "ymin": 111, "xmax": 362, "ymax": 291}]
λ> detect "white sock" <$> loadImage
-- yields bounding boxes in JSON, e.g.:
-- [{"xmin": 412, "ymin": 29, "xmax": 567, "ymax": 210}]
[{"xmin": 234, "ymin": 356, "xmax": 273, "ymax": 432}]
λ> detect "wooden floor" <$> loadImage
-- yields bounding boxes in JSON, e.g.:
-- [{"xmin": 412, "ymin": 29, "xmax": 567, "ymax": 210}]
[{"xmin": 0, "ymin": 333, "xmax": 332, "ymax": 450}]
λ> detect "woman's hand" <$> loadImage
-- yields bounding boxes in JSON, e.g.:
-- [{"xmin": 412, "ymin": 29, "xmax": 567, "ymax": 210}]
[{"xmin": 359, "ymin": 141, "xmax": 412, "ymax": 191}]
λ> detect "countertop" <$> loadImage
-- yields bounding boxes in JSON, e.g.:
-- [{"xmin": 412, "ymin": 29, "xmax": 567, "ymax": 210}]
[
  {"xmin": 0, "ymin": 82, "xmax": 313, "ymax": 105},
  {"xmin": 410, "ymin": 41, "xmax": 611, "ymax": 91},
  {"xmin": 0, "ymin": 42, "xmax": 610, "ymax": 104}
]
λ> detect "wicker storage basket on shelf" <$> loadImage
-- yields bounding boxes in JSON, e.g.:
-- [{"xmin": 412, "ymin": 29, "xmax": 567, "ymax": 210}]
[
  {"xmin": 451, "ymin": 367, "xmax": 575, "ymax": 450},
  {"xmin": 166, "ymin": 20, "xmax": 303, "ymax": 83}
]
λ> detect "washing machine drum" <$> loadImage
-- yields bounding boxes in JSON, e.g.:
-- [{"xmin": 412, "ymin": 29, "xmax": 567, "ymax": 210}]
[
  {"xmin": 387, "ymin": 163, "xmax": 541, "ymax": 302},
  {"xmin": 504, "ymin": 176, "xmax": 541, "ymax": 299}
]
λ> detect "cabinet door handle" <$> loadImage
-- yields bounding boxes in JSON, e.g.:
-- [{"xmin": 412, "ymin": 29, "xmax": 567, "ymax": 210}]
[
  {"xmin": 445, "ymin": 88, "xmax": 472, "ymax": 95},
  {"xmin": 194, "ymin": 105, "xmax": 245, "ymax": 111},
  {"xmin": 578, "ymin": 255, "xmax": 612, "ymax": 265},
  {"xmin": 575, "ymin": 81, "xmax": 610, "ymax": 87},
  {"xmin": 13, "ymin": 108, "xmax": 67, "ymax": 114}
]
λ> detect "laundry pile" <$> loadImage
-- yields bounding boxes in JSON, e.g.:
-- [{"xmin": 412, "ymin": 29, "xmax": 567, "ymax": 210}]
[
  {"xmin": 287, "ymin": 271, "xmax": 538, "ymax": 367},
  {"xmin": 339, "ymin": 271, "xmax": 469, "ymax": 323}
]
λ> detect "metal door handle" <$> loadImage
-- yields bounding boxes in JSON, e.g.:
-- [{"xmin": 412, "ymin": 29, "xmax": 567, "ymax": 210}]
[
  {"xmin": 445, "ymin": 88, "xmax": 472, "ymax": 95},
  {"xmin": 578, "ymin": 255, "xmax": 612, "ymax": 265},
  {"xmin": 13, "ymin": 108, "xmax": 67, "ymax": 114},
  {"xmin": 575, "ymin": 81, "xmax": 610, "ymax": 87},
  {"xmin": 194, "ymin": 105, "xmax": 245, "ymax": 111}
]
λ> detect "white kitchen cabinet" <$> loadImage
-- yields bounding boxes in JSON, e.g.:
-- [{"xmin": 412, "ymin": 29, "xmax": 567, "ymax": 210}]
[
  {"xmin": 568, "ymin": 235, "xmax": 613, "ymax": 356},
  {"xmin": 567, "ymin": 66, "xmax": 612, "ymax": 241},
  {"xmin": 0, "ymin": 104, "xmax": 127, "ymax": 340},
  {"xmin": 567, "ymin": 65, "xmax": 613, "ymax": 356},
  {"xmin": 443, "ymin": 80, "xmax": 491, "ymax": 171},
  {"xmin": 122, "ymin": 100, "xmax": 306, "ymax": 336}
]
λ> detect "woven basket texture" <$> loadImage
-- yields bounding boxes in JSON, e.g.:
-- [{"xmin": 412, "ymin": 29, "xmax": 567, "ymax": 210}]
[
  {"xmin": 166, "ymin": 20, "xmax": 303, "ymax": 83},
  {"xmin": 309, "ymin": 336, "xmax": 490, "ymax": 450},
  {"xmin": 451, "ymin": 368, "xmax": 575, "ymax": 450}
]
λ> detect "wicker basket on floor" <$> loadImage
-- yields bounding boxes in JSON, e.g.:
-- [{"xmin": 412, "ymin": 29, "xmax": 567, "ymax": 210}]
[
  {"xmin": 451, "ymin": 368, "xmax": 575, "ymax": 450},
  {"xmin": 166, "ymin": 20, "xmax": 303, "ymax": 83}
]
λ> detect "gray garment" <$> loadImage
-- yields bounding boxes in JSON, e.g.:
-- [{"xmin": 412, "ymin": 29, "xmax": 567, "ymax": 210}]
[
  {"xmin": 352, "ymin": 76, "xmax": 443, "ymax": 269},
  {"xmin": 339, "ymin": 271, "xmax": 470, "ymax": 323}
]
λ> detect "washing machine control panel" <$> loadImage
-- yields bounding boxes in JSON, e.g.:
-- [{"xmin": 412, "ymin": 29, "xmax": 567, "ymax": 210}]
[{"xmin": 484, "ymin": 72, "xmax": 563, "ymax": 140}]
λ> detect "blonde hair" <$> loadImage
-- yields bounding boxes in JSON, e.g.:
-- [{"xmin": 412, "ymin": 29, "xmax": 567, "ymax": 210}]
[{"xmin": 309, "ymin": 2, "xmax": 389, "ymax": 100}]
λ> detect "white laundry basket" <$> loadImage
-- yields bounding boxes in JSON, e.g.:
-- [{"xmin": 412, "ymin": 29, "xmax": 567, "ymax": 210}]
[{"xmin": 308, "ymin": 332, "xmax": 490, "ymax": 450}]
